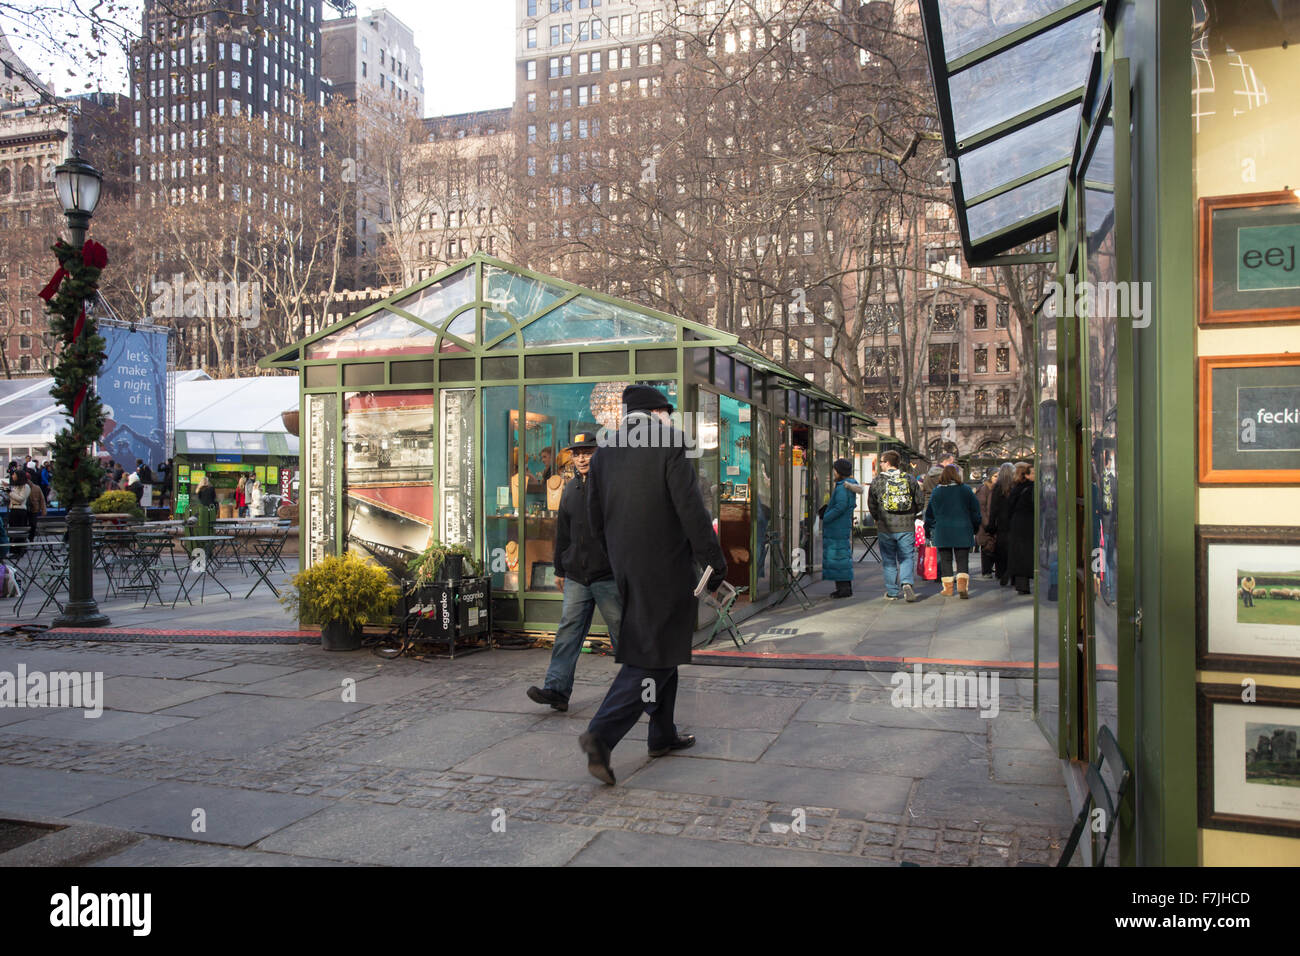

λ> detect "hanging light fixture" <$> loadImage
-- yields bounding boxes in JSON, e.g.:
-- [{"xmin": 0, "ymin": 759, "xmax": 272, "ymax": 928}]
[{"xmin": 589, "ymin": 381, "xmax": 629, "ymax": 429}]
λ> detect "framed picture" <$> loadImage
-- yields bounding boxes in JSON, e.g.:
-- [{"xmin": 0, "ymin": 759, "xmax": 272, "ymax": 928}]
[
  {"xmin": 734, "ymin": 484, "xmax": 749, "ymax": 502},
  {"xmin": 1197, "ymin": 683, "xmax": 1300, "ymax": 838},
  {"xmin": 1198, "ymin": 190, "xmax": 1300, "ymax": 326},
  {"xmin": 529, "ymin": 561, "xmax": 557, "ymax": 591},
  {"xmin": 1197, "ymin": 353, "xmax": 1300, "ymax": 484},
  {"xmin": 1196, "ymin": 526, "xmax": 1300, "ymax": 675}
]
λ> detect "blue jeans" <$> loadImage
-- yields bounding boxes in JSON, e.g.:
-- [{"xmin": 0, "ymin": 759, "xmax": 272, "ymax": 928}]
[
  {"xmin": 544, "ymin": 577, "xmax": 622, "ymax": 700},
  {"xmin": 877, "ymin": 531, "xmax": 916, "ymax": 596}
]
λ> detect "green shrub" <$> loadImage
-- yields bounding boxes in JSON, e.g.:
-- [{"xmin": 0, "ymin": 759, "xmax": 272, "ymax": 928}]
[
  {"xmin": 90, "ymin": 490, "xmax": 144, "ymax": 520},
  {"xmin": 282, "ymin": 550, "xmax": 401, "ymax": 630},
  {"xmin": 407, "ymin": 540, "xmax": 482, "ymax": 585}
]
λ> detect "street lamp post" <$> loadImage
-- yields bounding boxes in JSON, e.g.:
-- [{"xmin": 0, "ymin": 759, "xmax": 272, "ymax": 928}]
[{"xmin": 51, "ymin": 155, "xmax": 109, "ymax": 628}]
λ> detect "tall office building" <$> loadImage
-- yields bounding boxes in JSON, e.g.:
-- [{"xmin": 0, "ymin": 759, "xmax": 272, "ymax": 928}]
[
  {"xmin": 131, "ymin": 0, "xmax": 325, "ymax": 208},
  {"xmin": 321, "ymin": 7, "xmax": 424, "ymax": 279}
]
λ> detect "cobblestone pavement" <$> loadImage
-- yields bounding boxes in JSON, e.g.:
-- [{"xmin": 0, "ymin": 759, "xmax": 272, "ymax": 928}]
[{"xmin": 0, "ymin": 635, "xmax": 1074, "ymax": 866}]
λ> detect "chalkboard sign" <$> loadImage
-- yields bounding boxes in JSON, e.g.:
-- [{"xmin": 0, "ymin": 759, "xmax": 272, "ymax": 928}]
[
  {"xmin": 1199, "ymin": 354, "xmax": 1300, "ymax": 483},
  {"xmin": 1199, "ymin": 191, "xmax": 1300, "ymax": 326}
]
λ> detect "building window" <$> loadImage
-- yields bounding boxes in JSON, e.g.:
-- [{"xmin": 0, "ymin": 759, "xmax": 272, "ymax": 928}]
[
  {"xmin": 974, "ymin": 389, "xmax": 988, "ymax": 416},
  {"xmin": 996, "ymin": 303, "xmax": 1009, "ymax": 328},
  {"xmin": 996, "ymin": 389, "xmax": 1010, "ymax": 415},
  {"xmin": 528, "ymin": 27, "xmax": 537, "ymax": 49},
  {"xmin": 973, "ymin": 304, "xmax": 987, "ymax": 329},
  {"xmin": 527, "ymin": 60, "xmax": 537, "ymax": 81},
  {"xmin": 995, "ymin": 347, "xmax": 1010, "ymax": 373},
  {"xmin": 928, "ymin": 344, "xmax": 959, "ymax": 382},
  {"xmin": 527, "ymin": 92, "xmax": 536, "ymax": 111},
  {"xmin": 932, "ymin": 304, "xmax": 959, "ymax": 331},
  {"xmin": 549, "ymin": 57, "xmax": 559, "ymax": 78},
  {"xmin": 527, "ymin": 124, "xmax": 537, "ymax": 143},
  {"xmin": 974, "ymin": 347, "xmax": 987, "ymax": 373}
]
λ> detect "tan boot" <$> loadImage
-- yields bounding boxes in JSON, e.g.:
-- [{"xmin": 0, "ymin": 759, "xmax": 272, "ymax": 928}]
[
  {"xmin": 956, "ymin": 573, "xmax": 970, "ymax": 599},
  {"xmin": 941, "ymin": 576, "xmax": 954, "ymax": 597}
]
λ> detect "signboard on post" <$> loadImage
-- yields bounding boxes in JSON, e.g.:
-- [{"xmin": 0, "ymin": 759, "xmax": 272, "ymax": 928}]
[{"xmin": 96, "ymin": 325, "xmax": 169, "ymax": 472}]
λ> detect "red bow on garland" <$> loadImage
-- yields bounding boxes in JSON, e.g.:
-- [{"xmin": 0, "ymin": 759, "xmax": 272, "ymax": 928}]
[{"xmin": 38, "ymin": 239, "xmax": 109, "ymax": 302}]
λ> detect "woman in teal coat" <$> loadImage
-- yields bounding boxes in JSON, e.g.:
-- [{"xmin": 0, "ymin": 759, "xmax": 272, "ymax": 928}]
[
  {"xmin": 822, "ymin": 458, "xmax": 858, "ymax": 598},
  {"xmin": 923, "ymin": 464, "xmax": 983, "ymax": 598}
]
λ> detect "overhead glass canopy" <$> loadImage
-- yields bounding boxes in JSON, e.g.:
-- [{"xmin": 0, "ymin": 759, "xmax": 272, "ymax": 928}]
[{"xmin": 920, "ymin": 0, "xmax": 1104, "ymax": 261}]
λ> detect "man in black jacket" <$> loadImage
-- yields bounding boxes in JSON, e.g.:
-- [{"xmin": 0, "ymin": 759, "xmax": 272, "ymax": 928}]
[
  {"xmin": 579, "ymin": 385, "xmax": 727, "ymax": 784},
  {"xmin": 526, "ymin": 433, "xmax": 621, "ymax": 712}
]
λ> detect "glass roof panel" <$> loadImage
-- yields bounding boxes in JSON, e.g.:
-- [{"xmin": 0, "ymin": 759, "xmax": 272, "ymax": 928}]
[
  {"xmin": 444, "ymin": 308, "xmax": 476, "ymax": 343},
  {"xmin": 520, "ymin": 297, "xmax": 678, "ymax": 348},
  {"xmin": 483, "ymin": 265, "xmax": 566, "ymax": 323},
  {"xmin": 937, "ymin": 0, "xmax": 1078, "ymax": 61},
  {"xmin": 966, "ymin": 166, "xmax": 1068, "ymax": 241},
  {"xmin": 306, "ymin": 309, "xmax": 436, "ymax": 360},
  {"xmin": 1083, "ymin": 121, "xmax": 1114, "ymax": 185},
  {"xmin": 484, "ymin": 310, "xmax": 512, "ymax": 344},
  {"xmin": 948, "ymin": 8, "xmax": 1099, "ymax": 143},
  {"xmin": 387, "ymin": 266, "xmax": 475, "ymax": 325},
  {"xmin": 187, "ymin": 432, "xmax": 214, "ymax": 451},
  {"xmin": 240, "ymin": 432, "xmax": 268, "ymax": 452},
  {"xmin": 487, "ymin": 332, "xmax": 522, "ymax": 351},
  {"xmin": 958, "ymin": 106, "xmax": 1078, "ymax": 198}
]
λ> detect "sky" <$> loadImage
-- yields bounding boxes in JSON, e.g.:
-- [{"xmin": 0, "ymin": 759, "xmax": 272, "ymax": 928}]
[{"xmin": 3, "ymin": 0, "xmax": 517, "ymax": 117}]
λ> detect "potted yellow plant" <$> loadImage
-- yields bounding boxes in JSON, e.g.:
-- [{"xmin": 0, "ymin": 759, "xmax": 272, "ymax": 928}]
[{"xmin": 282, "ymin": 551, "xmax": 401, "ymax": 651}]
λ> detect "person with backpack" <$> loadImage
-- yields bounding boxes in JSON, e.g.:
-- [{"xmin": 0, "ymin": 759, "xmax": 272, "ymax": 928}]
[{"xmin": 867, "ymin": 449, "xmax": 923, "ymax": 602}]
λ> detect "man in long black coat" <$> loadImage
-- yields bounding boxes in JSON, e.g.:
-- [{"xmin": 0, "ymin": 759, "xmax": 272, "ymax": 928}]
[{"xmin": 578, "ymin": 385, "xmax": 726, "ymax": 784}]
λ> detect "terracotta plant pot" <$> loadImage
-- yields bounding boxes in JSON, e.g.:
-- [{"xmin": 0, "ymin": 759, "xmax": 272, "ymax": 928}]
[
  {"xmin": 281, "ymin": 409, "xmax": 300, "ymax": 436},
  {"xmin": 320, "ymin": 620, "xmax": 361, "ymax": 652}
]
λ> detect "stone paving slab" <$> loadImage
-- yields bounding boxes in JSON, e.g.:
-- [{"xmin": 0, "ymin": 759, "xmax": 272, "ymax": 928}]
[
  {"xmin": 99, "ymin": 675, "xmax": 225, "ymax": 714},
  {"xmin": 240, "ymin": 668, "xmax": 364, "ymax": 699},
  {"xmin": 344, "ymin": 711, "xmax": 540, "ymax": 771},
  {"xmin": 152, "ymin": 691, "xmax": 270, "ymax": 719},
  {"xmin": 0, "ymin": 765, "xmax": 155, "ymax": 818},
  {"xmin": 992, "ymin": 748, "xmax": 1065, "ymax": 786},
  {"xmin": 624, "ymin": 756, "xmax": 914, "ymax": 817},
  {"xmin": 1, "ymin": 708, "xmax": 190, "ymax": 744},
  {"xmin": 671, "ymin": 689, "xmax": 805, "ymax": 732},
  {"xmin": 132, "ymin": 696, "xmax": 357, "ymax": 754},
  {"xmin": 255, "ymin": 802, "xmax": 597, "ymax": 866},
  {"xmin": 760, "ymin": 721, "xmax": 984, "ymax": 777},
  {"xmin": 453, "ymin": 730, "xmax": 653, "ymax": 783},
  {"xmin": 69, "ymin": 781, "xmax": 331, "ymax": 847},
  {"xmin": 992, "ymin": 715, "xmax": 1054, "ymax": 750},
  {"xmin": 793, "ymin": 695, "xmax": 990, "ymax": 732},
  {"xmin": 90, "ymin": 837, "xmax": 359, "ymax": 867},
  {"xmin": 908, "ymin": 773, "xmax": 1072, "ymax": 826},
  {"xmin": 566, "ymin": 829, "xmax": 883, "ymax": 866},
  {"xmin": 306, "ymin": 673, "xmax": 443, "ymax": 705},
  {"xmin": 188, "ymin": 663, "xmax": 306, "ymax": 684},
  {"xmin": 0, "ymin": 647, "xmax": 222, "ymax": 680}
]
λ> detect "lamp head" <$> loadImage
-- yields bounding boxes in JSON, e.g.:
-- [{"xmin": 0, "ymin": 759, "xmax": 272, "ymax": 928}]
[{"xmin": 53, "ymin": 154, "xmax": 102, "ymax": 217}]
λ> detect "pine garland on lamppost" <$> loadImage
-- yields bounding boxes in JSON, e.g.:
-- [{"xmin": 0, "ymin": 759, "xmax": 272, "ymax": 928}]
[{"xmin": 42, "ymin": 154, "xmax": 110, "ymax": 627}]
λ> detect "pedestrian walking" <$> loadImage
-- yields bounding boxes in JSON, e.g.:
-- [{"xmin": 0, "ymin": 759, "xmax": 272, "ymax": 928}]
[
  {"xmin": 867, "ymin": 449, "xmax": 923, "ymax": 602},
  {"xmin": 578, "ymin": 385, "xmax": 726, "ymax": 785},
  {"xmin": 235, "ymin": 476, "xmax": 248, "ymax": 517},
  {"xmin": 822, "ymin": 458, "xmax": 857, "ymax": 598},
  {"xmin": 527, "ymin": 432, "xmax": 622, "ymax": 712},
  {"xmin": 1005, "ymin": 462, "xmax": 1036, "ymax": 594},
  {"xmin": 975, "ymin": 468, "xmax": 997, "ymax": 578},
  {"xmin": 988, "ymin": 462, "xmax": 1016, "ymax": 585},
  {"xmin": 248, "ymin": 473, "xmax": 264, "ymax": 516},
  {"xmin": 923, "ymin": 465, "xmax": 983, "ymax": 599}
]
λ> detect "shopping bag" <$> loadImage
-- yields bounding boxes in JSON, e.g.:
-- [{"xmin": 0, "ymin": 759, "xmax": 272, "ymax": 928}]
[{"xmin": 922, "ymin": 546, "xmax": 939, "ymax": 581}]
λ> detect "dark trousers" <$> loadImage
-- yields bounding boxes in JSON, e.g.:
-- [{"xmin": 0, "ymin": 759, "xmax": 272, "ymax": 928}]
[
  {"xmin": 587, "ymin": 663, "xmax": 680, "ymax": 753},
  {"xmin": 938, "ymin": 547, "xmax": 970, "ymax": 578},
  {"xmin": 980, "ymin": 549, "xmax": 994, "ymax": 575},
  {"xmin": 1243, "ymin": 591, "xmax": 1255, "ymax": 607}
]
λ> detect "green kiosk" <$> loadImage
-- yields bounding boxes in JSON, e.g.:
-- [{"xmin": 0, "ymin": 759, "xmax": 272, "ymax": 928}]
[{"xmin": 260, "ymin": 254, "xmax": 867, "ymax": 636}]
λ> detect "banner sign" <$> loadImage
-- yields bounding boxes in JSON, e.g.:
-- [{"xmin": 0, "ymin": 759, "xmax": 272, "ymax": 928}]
[{"xmin": 97, "ymin": 325, "xmax": 168, "ymax": 472}]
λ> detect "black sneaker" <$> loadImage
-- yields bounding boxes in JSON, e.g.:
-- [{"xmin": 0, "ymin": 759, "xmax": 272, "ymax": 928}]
[{"xmin": 526, "ymin": 685, "xmax": 569, "ymax": 712}]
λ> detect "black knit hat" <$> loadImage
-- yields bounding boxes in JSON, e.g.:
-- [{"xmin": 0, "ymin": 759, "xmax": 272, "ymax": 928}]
[
  {"xmin": 833, "ymin": 457, "xmax": 853, "ymax": 477},
  {"xmin": 622, "ymin": 384, "xmax": 673, "ymax": 415}
]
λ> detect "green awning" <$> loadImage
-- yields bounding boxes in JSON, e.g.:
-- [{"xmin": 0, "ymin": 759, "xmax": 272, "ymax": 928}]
[{"xmin": 919, "ymin": 0, "xmax": 1103, "ymax": 263}]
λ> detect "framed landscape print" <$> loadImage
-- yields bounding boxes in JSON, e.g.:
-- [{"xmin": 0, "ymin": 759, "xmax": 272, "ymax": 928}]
[
  {"xmin": 1197, "ymin": 354, "xmax": 1300, "ymax": 484},
  {"xmin": 1197, "ymin": 527, "xmax": 1300, "ymax": 675},
  {"xmin": 1198, "ymin": 683, "xmax": 1300, "ymax": 838},
  {"xmin": 1198, "ymin": 190, "xmax": 1300, "ymax": 326}
]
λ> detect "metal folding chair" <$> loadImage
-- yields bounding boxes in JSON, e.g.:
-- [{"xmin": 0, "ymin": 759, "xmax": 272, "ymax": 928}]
[
  {"xmin": 244, "ymin": 529, "xmax": 288, "ymax": 598},
  {"xmin": 701, "ymin": 581, "xmax": 748, "ymax": 648},
  {"xmin": 765, "ymin": 530, "xmax": 813, "ymax": 610},
  {"xmin": 1057, "ymin": 725, "xmax": 1130, "ymax": 867},
  {"xmin": 855, "ymin": 525, "xmax": 881, "ymax": 564}
]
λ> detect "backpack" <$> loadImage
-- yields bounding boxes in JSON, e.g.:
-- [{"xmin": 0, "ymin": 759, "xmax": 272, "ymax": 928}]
[
  {"xmin": 0, "ymin": 563, "xmax": 19, "ymax": 599},
  {"xmin": 880, "ymin": 471, "xmax": 915, "ymax": 514}
]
